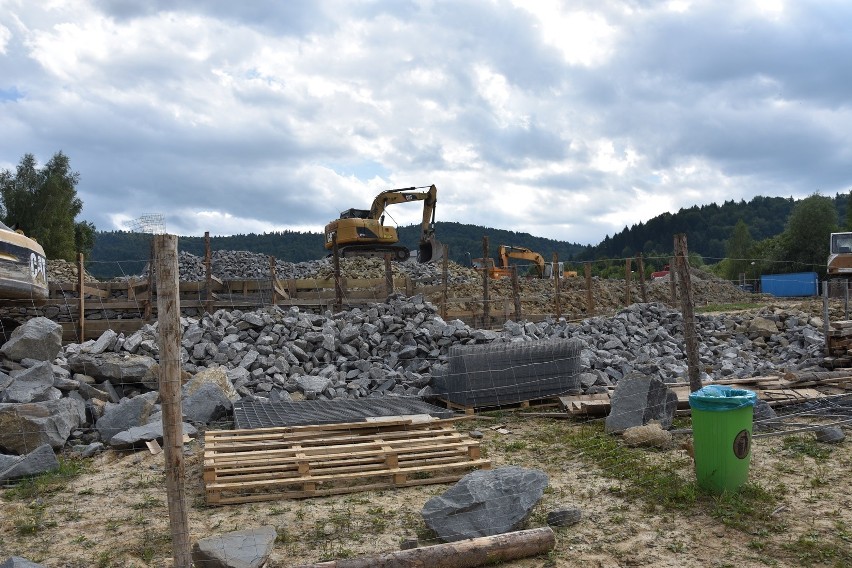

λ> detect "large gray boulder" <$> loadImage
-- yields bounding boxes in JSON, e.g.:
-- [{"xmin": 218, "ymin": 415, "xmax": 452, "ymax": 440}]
[
  {"xmin": 182, "ymin": 381, "xmax": 232, "ymax": 425},
  {"xmin": 108, "ymin": 420, "xmax": 197, "ymax": 449},
  {"xmin": 0, "ymin": 398, "xmax": 85, "ymax": 453},
  {"xmin": 191, "ymin": 526, "xmax": 277, "ymax": 568},
  {"xmin": 96, "ymin": 392, "xmax": 159, "ymax": 443},
  {"xmin": 67, "ymin": 352, "xmax": 161, "ymax": 389},
  {"xmin": 0, "ymin": 444, "xmax": 59, "ymax": 481},
  {"xmin": 0, "ymin": 558, "xmax": 47, "ymax": 568},
  {"xmin": 421, "ymin": 466, "xmax": 548, "ymax": 542},
  {"xmin": 605, "ymin": 374, "xmax": 678, "ymax": 433},
  {"xmin": 1, "ymin": 362, "xmax": 58, "ymax": 403},
  {"xmin": 183, "ymin": 366, "xmax": 239, "ymax": 401},
  {"xmin": 0, "ymin": 317, "xmax": 62, "ymax": 362}
]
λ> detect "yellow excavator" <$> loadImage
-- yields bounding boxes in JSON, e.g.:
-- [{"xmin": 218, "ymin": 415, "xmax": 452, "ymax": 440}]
[
  {"xmin": 473, "ymin": 245, "xmax": 574, "ymax": 279},
  {"xmin": 323, "ymin": 184, "xmax": 443, "ymax": 263}
]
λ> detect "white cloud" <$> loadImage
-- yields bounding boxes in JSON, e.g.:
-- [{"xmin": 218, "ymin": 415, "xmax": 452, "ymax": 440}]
[{"xmin": 0, "ymin": 0, "xmax": 850, "ymax": 247}]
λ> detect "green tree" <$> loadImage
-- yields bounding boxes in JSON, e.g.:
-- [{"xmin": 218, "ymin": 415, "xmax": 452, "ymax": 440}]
[
  {"xmin": 846, "ymin": 190, "xmax": 852, "ymax": 230},
  {"xmin": 779, "ymin": 193, "xmax": 837, "ymax": 274},
  {"xmin": 0, "ymin": 151, "xmax": 94, "ymax": 261},
  {"xmin": 723, "ymin": 219, "xmax": 754, "ymax": 281}
]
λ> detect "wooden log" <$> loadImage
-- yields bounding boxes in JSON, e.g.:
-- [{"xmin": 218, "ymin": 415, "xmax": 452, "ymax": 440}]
[
  {"xmin": 482, "ymin": 236, "xmax": 490, "ymax": 327},
  {"xmin": 674, "ymin": 234, "xmax": 701, "ymax": 392},
  {"xmin": 153, "ymin": 235, "xmax": 191, "ymax": 568},
  {"xmin": 511, "ymin": 265, "xmax": 521, "ymax": 320},
  {"xmin": 441, "ymin": 243, "xmax": 449, "ymax": 320},
  {"xmin": 292, "ymin": 527, "xmax": 556, "ymax": 568},
  {"xmin": 584, "ymin": 261, "xmax": 594, "ymax": 316},
  {"xmin": 637, "ymin": 253, "xmax": 648, "ymax": 303},
  {"xmin": 385, "ymin": 253, "xmax": 394, "ymax": 299},
  {"xmin": 624, "ymin": 256, "xmax": 631, "ymax": 306},
  {"xmin": 553, "ymin": 252, "xmax": 561, "ymax": 319},
  {"xmin": 77, "ymin": 253, "xmax": 85, "ymax": 343}
]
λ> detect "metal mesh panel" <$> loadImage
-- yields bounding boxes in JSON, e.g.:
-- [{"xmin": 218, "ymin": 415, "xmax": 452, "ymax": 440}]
[
  {"xmin": 233, "ymin": 397, "xmax": 455, "ymax": 429},
  {"xmin": 431, "ymin": 338, "xmax": 583, "ymax": 407}
]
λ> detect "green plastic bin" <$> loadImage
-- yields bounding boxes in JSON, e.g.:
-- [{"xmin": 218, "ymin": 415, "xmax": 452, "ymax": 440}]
[{"xmin": 689, "ymin": 385, "xmax": 757, "ymax": 493}]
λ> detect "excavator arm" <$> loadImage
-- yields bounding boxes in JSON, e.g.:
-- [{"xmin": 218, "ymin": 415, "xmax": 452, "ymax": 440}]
[{"xmin": 498, "ymin": 245, "xmax": 546, "ymax": 277}]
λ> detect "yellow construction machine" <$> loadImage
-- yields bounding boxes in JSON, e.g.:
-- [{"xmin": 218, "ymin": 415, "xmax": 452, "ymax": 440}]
[
  {"xmin": 828, "ymin": 232, "xmax": 852, "ymax": 277},
  {"xmin": 323, "ymin": 184, "xmax": 443, "ymax": 263},
  {"xmin": 473, "ymin": 245, "xmax": 573, "ymax": 279}
]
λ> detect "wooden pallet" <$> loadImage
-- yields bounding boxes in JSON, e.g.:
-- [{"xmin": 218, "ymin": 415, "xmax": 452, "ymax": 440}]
[
  {"xmin": 434, "ymin": 396, "xmax": 561, "ymax": 415},
  {"xmin": 203, "ymin": 418, "xmax": 490, "ymax": 505}
]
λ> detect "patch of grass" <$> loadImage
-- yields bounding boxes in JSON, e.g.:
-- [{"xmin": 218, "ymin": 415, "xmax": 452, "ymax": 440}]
[
  {"xmin": 13, "ymin": 502, "xmax": 58, "ymax": 535},
  {"xmin": 559, "ymin": 422, "xmax": 784, "ymax": 533},
  {"xmin": 3, "ymin": 456, "xmax": 91, "ymax": 501},
  {"xmin": 782, "ymin": 530, "xmax": 852, "ymax": 566},
  {"xmin": 782, "ymin": 435, "xmax": 832, "ymax": 461}
]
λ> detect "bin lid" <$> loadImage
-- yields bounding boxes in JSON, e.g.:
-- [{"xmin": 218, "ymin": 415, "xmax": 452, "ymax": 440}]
[{"xmin": 688, "ymin": 384, "xmax": 757, "ymax": 411}]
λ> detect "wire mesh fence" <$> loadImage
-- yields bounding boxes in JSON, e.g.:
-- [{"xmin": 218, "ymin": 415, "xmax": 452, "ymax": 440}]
[{"xmin": 1, "ymin": 238, "xmax": 852, "ymax": 566}]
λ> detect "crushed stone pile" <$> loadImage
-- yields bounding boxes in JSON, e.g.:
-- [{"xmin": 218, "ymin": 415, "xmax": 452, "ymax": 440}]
[{"xmin": 151, "ymin": 251, "xmax": 754, "ymax": 316}]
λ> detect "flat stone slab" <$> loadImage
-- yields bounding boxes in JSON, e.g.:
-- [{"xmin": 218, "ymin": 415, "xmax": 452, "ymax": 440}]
[{"xmin": 191, "ymin": 525, "xmax": 277, "ymax": 568}]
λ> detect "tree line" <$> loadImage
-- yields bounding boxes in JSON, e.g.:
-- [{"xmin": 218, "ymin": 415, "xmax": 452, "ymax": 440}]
[
  {"xmin": 0, "ymin": 152, "xmax": 95, "ymax": 260},
  {"xmin": 3, "ymin": 151, "xmax": 848, "ymax": 282}
]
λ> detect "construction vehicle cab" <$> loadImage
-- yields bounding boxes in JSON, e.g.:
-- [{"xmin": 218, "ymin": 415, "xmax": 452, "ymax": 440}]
[
  {"xmin": 324, "ymin": 185, "xmax": 443, "ymax": 263},
  {"xmin": 828, "ymin": 232, "xmax": 852, "ymax": 276}
]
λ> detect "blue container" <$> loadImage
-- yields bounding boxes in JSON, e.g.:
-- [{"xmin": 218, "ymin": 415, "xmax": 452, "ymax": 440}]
[{"xmin": 760, "ymin": 272, "xmax": 818, "ymax": 297}]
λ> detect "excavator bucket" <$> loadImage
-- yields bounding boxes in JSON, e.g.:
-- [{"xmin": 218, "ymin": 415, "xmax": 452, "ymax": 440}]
[{"xmin": 418, "ymin": 235, "xmax": 445, "ymax": 263}]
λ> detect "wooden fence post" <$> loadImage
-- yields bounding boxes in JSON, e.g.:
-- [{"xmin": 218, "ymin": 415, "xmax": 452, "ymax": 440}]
[
  {"xmin": 153, "ymin": 234, "xmax": 191, "ymax": 568},
  {"xmin": 674, "ymin": 234, "xmax": 701, "ymax": 392},
  {"xmin": 441, "ymin": 244, "xmax": 449, "ymax": 320},
  {"xmin": 384, "ymin": 253, "xmax": 394, "ymax": 299},
  {"xmin": 482, "ymin": 236, "xmax": 490, "ymax": 327},
  {"xmin": 553, "ymin": 252, "xmax": 561, "ymax": 319},
  {"xmin": 824, "ymin": 280, "xmax": 830, "ymax": 357},
  {"xmin": 332, "ymin": 234, "xmax": 342, "ymax": 312},
  {"xmin": 511, "ymin": 265, "xmax": 522, "ymax": 320},
  {"xmin": 77, "ymin": 253, "xmax": 85, "ymax": 342},
  {"xmin": 269, "ymin": 255, "xmax": 277, "ymax": 306},
  {"xmin": 204, "ymin": 231, "xmax": 212, "ymax": 314},
  {"xmin": 637, "ymin": 254, "xmax": 648, "ymax": 303},
  {"xmin": 585, "ymin": 262, "xmax": 594, "ymax": 316},
  {"xmin": 624, "ymin": 257, "xmax": 632, "ymax": 306},
  {"xmin": 145, "ymin": 238, "xmax": 155, "ymax": 321},
  {"xmin": 669, "ymin": 256, "xmax": 677, "ymax": 305}
]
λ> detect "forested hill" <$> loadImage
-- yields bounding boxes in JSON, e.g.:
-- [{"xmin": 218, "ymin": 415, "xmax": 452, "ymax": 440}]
[
  {"xmin": 580, "ymin": 194, "xmax": 850, "ymax": 262},
  {"xmin": 87, "ymin": 193, "xmax": 850, "ymax": 279},
  {"xmin": 87, "ymin": 223, "xmax": 590, "ymax": 279}
]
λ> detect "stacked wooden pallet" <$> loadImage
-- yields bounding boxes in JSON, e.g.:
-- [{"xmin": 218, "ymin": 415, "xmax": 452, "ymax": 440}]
[
  {"xmin": 559, "ymin": 371, "xmax": 852, "ymax": 416},
  {"xmin": 203, "ymin": 418, "xmax": 490, "ymax": 505},
  {"xmin": 825, "ymin": 320, "xmax": 852, "ymax": 368}
]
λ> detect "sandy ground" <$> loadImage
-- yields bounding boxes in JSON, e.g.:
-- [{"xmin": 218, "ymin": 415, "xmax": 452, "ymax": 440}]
[{"xmin": 1, "ymin": 408, "xmax": 850, "ymax": 568}]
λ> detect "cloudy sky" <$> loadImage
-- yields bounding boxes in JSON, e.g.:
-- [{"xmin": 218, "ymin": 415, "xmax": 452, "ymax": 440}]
[{"xmin": 2, "ymin": 0, "xmax": 851, "ymax": 245}]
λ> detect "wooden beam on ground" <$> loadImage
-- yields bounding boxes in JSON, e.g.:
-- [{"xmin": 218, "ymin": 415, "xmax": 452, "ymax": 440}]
[{"xmin": 291, "ymin": 527, "xmax": 556, "ymax": 568}]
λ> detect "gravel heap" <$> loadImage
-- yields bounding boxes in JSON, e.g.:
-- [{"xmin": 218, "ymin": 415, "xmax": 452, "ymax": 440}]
[
  {"xmin": 47, "ymin": 259, "xmax": 98, "ymax": 283},
  {"xmin": 87, "ymin": 297, "xmax": 824, "ymax": 402},
  {"xmin": 160, "ymin": 250, "xmax": 752, "ymax": 316}
]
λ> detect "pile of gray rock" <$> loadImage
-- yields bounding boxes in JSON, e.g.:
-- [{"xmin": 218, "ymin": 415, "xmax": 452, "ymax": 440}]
[
  {"xmin": 0, "ymin": 293, "xmax": 827, "ymax": 467},
  {"xmin": 170, "ymin": 250, "xmax": 469, "ymax": 284}
]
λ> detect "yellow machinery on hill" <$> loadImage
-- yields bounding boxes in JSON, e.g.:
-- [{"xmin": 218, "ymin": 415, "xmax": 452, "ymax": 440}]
[
  {"xmin": 323, "ymin": 185, "xmax": 443, "ymax": 263},
  {"xmin": 472, "ymin": 245, "xmax": 575, "ymax": 279}
]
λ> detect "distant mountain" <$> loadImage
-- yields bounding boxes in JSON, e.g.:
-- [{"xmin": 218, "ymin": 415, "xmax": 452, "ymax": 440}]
[{"xmin": 87, "ymin": 193, "xmax": 850, "ymax": 279}]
